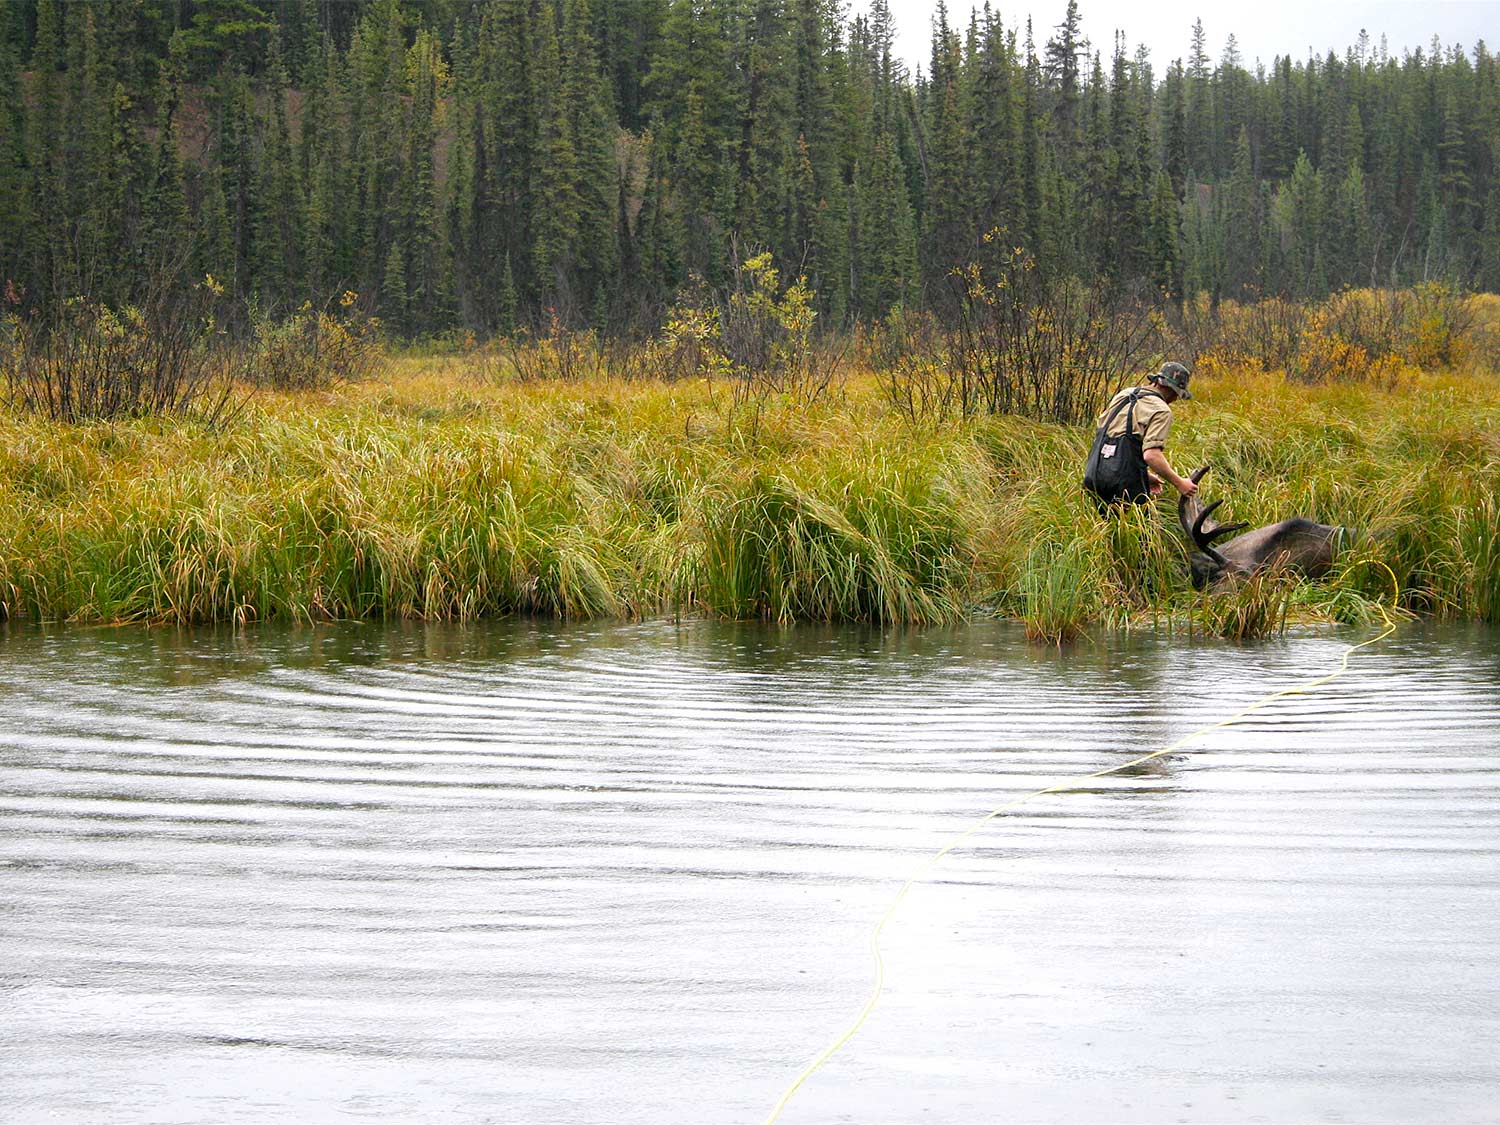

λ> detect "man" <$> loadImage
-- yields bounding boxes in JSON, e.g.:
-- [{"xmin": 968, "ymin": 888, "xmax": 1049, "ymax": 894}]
[{"xmin": 1083, "ymin": 361, "xmax": 1199, "ymax": 506}]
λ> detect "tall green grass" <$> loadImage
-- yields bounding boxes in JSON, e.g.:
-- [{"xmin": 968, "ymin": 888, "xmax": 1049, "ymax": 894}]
[
  {"xmin": 1, "ymin": 363, "xmax": 1497, "ymax": 633},
  {"xmin": 695, "ymin": 446, "xmax": 985, "ymax": 623}
]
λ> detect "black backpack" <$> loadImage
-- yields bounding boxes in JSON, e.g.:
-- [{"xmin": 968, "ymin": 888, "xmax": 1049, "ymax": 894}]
[{"xmin": 1082, "ymin": 390, "xmax": 1151, "ymax": 506}]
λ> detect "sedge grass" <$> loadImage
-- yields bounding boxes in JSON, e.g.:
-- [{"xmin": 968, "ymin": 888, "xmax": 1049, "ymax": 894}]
[{"xmin": 1, "ymin": 359, "xmax": 1498, "ymax": 635}]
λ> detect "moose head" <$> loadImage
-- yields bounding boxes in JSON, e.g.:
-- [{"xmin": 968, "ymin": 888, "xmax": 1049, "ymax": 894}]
[{"xmin": 1178, "ymin": 466, "xmax": 1341, "ymax": 588}]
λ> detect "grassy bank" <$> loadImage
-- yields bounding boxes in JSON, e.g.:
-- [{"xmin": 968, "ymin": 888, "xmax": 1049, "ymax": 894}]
[{"xmin": 1, "ymin": 358, "xmax": 1497, "ymax": 638}]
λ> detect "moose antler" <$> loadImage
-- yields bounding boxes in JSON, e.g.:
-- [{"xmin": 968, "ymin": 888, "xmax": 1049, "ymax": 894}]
[{"xmin": 1177, "ymin": 466, "xmax": 1249, "ymax": 564}]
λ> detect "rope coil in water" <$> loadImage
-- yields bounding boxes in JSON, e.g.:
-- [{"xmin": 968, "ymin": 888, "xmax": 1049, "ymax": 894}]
[{"xmin": 764, "ymin": 570, "xmax": 1401, "ymax": 1124}]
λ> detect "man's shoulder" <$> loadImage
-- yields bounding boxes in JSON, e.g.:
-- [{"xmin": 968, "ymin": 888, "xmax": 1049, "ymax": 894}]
[
  {"xmin": 1140, "ymin": 392, "xmax": 1172, "ymax": 415},
  {"xmin": 1108, "ymin": 385, "xmax": 1170, "ymax": 411}
]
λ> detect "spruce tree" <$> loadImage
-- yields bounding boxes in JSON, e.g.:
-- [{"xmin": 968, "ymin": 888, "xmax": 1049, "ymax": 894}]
[
  {"xmin": 0, "ymin": 25, "xmax": 25, "ymax": 291},
  {"xmin": 213, "ymin": 71, "xmax": 258, "ymax": 302},
  {"xmin": 381, "ymin": 241, "xmax": 408, "ymax": 335},
  {"xmin": 1161, "ymin": 61, "xmax": 1187, "ymax": 190},
  {"xmin": 347, "ymin": 0, "xmax": 408, "ymax": 302},
  {"xmin": 403, "ymin": 29, "xmax": 450, "ymax": 334},
  {"xmin": 497, "ymin": 251, "xmax": 518, "ymax": 334},
  {"xmin": 1043, "ymin": 0, "xmax": 1083, "ymax": 156},
  {"xmin": 63, "ymin": 3, "xmax": 109, "ymax": 296},
  {"xmin": 142, "ymin": 32, "xmax": 193, "ymax": 291},
  {"xmin": 857, "ymin": 130, "xmax": 916, "ymax": 317},
  {"xmin": 1018, "ymin": 24, "xmax": 1045, "ymax": 257},
  {"xmin": 1184, "ymin": 18, "xmax": 1211, "ymax": 175},
  {"xmin": 1479, "ymin": 180, "xmax": 1500, "ymax": 292},
  {"xmin": 1275, "ymin": 150, "xmax": 1325, "ymax": 294},
  {"xmin": 1222, "ymin": 126, "xmax": 1260, "ymax": 296},
  {"xmin": 1332, "ymin": 162, "xmax": 1373, "ymax": 286},
  {"xmin": 923, "ymin": 18, "xmax": 971, "ymax": 293},
  {"xmin": 1180, "ymin": 172, "xmax": 1210, "ymax": 299},
  {"xmin": 1103, "ymin": 34, "xmax": 1149, "ymax": 280},
  {"xmin": 632, "ymin": 132, "xmax": 683, "ymax": 312},
  {"xmin": 300, "ymin": 35, "xmax": 349, "ymax": 300},
  {"xmin": 475, "ymin": 0, "xmax": 539, "ymax": 311},
  {"xmin": 3, "ymin": 0, "xmax": 1498, "ymax": 327},
  {"xmin": 563, "ymin": 0, "xmax": 620, "ymax": 321},
  {"xmin": 1146, "ymin": 168, "xmax": 1182, "ymax": 299},
  {"xmin": 815, "ymin": 171, "xmax": 850, "ymax": 323},
  {"xmin": 969, "ymin": 12, "xmax": 1020, "ymax": 243},
  {"xmin": 1437, "ymin": 93, "xmax": 1475, "ymax": 233},
  {"xmin": 734, "ymin": 0, "xmax": 797, "ymax": 251},
  {"xmin": 252, "ymin": 30, "xmax": 303, "ymax": 309},
  {"xmin": 532, "ymin": 2, "xmax": 582, "ymax": 313}
]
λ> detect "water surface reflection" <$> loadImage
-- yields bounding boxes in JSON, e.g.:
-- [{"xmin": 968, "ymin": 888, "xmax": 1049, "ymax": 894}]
[{"xmin": 2, "ymin": 618, "xmax": 1497, "ymax": 1123}]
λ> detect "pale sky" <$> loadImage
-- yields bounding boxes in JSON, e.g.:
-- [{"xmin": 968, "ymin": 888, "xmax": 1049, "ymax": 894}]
[{"xmin": 873, "ymin": 0, "xmax": 1499, "ymax": 73}]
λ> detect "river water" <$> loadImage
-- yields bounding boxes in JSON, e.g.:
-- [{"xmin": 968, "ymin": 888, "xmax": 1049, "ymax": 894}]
[{"xmin": 1, "ymin": 619, "xmax": 1498, "ymax": 1124}]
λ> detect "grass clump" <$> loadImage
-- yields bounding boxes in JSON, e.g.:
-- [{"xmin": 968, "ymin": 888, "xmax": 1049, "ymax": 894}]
[
  {"xmin": 1197, "ymin": 567, "xmax": 1296, "ymax": 640},
  {"xmin": 696, "ymin": 447, "xmax": 981, "ymax": 624},
  {"xmin": 1016, "ymin": 535, "xmax": 1103, "ymax": 645}
]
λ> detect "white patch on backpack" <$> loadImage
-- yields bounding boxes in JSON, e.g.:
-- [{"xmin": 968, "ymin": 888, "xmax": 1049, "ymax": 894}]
[{"xmin": 1102, "ymin": 443, "xmax": 1117, "ymax": 458}]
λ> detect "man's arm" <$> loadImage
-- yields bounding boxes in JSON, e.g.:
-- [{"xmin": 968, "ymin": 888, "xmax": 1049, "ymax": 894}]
[{"xmin": 1144, "ymin": 448, "xmax": 1198, "ymax": 496}]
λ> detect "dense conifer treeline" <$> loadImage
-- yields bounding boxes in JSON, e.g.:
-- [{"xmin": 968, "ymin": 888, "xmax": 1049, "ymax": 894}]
[{"xmin": 1, "ymin": 0, "xmax": 1496, "ymax": 337}]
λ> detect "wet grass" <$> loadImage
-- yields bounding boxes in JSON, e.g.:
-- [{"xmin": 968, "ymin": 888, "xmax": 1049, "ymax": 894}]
[{"xmin": 1, "ymin": 358, "xmax": 1497, "ymax": 636}]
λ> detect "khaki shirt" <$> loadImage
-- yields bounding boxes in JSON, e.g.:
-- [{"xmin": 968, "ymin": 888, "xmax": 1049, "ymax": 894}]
[{"xmin": 1098, "ymin": 386, "xmax": 1172, "ymax": 450}]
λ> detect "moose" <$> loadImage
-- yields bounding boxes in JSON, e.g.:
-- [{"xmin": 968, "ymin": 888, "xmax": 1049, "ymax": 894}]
[{"xmin": 1177, "ymin": 466, "xmax": 1344, "ymax": 588}]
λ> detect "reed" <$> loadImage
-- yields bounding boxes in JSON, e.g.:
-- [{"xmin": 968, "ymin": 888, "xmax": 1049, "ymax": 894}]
[
  {"xmin": 1016, "ymin": 533, "xmax": 1103, "ymax": 645},
  {"xmin": 1450, "ymin": 493, "xmax": 1500, "ymax": 623},
  {"xmin": 1197, "ymin": 567, "xmax": 1296, "ymax": 640},
  {"xmin": 695, "ymin": 446, "xmax": 983, "ymax": 624},
  {"xmin": 1, "ymin": 352, "xmax": 1497, "ymax": 634}
]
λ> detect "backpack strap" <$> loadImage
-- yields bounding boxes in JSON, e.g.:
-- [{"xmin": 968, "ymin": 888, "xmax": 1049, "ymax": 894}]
[
  {"xmin": 1101, "ymin": 389, "xmax": 1142, "ymax": 436},
  {"xmin": 1104, "ymin": 390, "xmax": 1146, "ymax": 438}
]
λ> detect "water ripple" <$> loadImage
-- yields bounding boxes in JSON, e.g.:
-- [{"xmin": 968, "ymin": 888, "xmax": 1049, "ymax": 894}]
[{"xmin": 1, "ymin": 619, "xmax": 1497, "ymax": 1124}]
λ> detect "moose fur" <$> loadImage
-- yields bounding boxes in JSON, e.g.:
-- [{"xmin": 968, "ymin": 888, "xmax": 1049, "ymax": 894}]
[{"xmin": 1178, "ymin": 466, "xmax": 1342, "ymax": 588}]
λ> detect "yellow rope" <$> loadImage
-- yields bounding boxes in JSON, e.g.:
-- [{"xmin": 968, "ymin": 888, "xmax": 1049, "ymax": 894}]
[{"xmin": 764, "ymin": 567, "xmax": 1401, "ymax": 1124}]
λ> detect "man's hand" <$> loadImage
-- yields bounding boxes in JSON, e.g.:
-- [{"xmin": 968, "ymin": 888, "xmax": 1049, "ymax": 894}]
[{"xmin": 1145, "ymin": 448, "xmax": 1197, "ymax": 498}]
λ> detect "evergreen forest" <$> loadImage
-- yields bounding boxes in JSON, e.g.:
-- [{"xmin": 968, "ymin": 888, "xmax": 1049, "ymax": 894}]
[{"xmin": 2, "ymin": 0, "xmax": 1497, "ymax": 338}]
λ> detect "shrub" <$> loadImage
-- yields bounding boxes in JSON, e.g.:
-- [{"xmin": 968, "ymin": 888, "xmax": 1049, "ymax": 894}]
[
  {"xmin": 1214, "ymin": 295, "xmax": 1308, "ymax": 374},
  {"xmin": 855, "ymin": 305, "xmax": 940, "ymax": 374},
  {"xmin": 866, "ymin": 308, "xmax": 961, "ymax": 423},
  {"xmin": 2, "ymin": 281, "xmax": 241, "ymax": 424},
  {"xmin": 1287, "ymin": 306, "xmax": 1406, "ymax": 385},
  {"xmin": 247, "ymin": 292, "xmax": 384, "ymax": 391},
  {"xmin": 1194, "ymin": 285, "xmax": 1481, "ymax": 384},
  {"xmin": 653, "ymin": 288, "xmax": 728, "ymax": 382},
  {"xmin": 493, "ymin": 310, "xmax": 606, "ymax": 383},
  {"xmin": 717, "ymin": 250, "xmax": 842, "ymax": 402},
  {"xmin": 887, "ymin": 232, "xmax": 1162, "ymax": 424},
  {"xmin": 1464, "ymin": 294, "xmax": 1500, "ymax": 373},
  {"xmin": 645, "ymin": 254, "xmax": 844, "ymax": 402},
  {"xmin": 1161, "ymin": 291, "xmax": 1226, "ymax": 370},
  {"xmin": 1403, "ymin": 282, "xmax": 1477, "ymax": 369}
]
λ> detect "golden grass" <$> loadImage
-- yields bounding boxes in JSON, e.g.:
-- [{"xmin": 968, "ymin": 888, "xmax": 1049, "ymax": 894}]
[{"xmin": 2, "ymin": 354, "xmax": 1498, "ymax": 635}]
